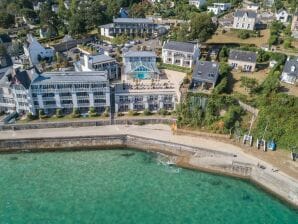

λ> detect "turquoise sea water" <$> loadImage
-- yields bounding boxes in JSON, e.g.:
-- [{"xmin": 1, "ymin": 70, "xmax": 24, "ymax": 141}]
[{"xmin": 0, "ymin": 149, "xmax": 297, "ymax": 224}]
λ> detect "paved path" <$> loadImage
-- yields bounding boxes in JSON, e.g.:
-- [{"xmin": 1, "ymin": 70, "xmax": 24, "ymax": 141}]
[{"xmin": 0, "ymin": 124, "xmax": 295, "ymax": 176}]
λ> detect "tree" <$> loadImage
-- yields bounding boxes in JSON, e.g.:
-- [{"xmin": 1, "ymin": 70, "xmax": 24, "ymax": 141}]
[
  {"xmin": 240, "ymin": 77, "xmax": 258, "ymax": 95},
  {"xmin": 0, "ymin": 12, "xmax": 15, "ymax": 28},
  {"xmin": 129, "ymin": 2, "xmax": 153, "ymax": 18},
  {"xmin": 69, "ymin": 15, "xmax": 87, "ymax": 36},
  {"xmin": 190, "ymin": 13, "xmax": 216, "ymax": 42},
  {"xmin": 39, "ymin": 3, "xmax": 60, "ymax": 37}
]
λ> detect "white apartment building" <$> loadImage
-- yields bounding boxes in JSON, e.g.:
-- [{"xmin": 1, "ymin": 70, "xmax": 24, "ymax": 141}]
[
  {"xmin": 162, "ymin": 41, "xmax": 200, "ymax": 68},
  {"xmin": 30, "ymin": 71, "xmax": 110, "ymax": 115},
  {"xmin": 233, "ymin": 10, "xmax": 257, "ymax": 30}
]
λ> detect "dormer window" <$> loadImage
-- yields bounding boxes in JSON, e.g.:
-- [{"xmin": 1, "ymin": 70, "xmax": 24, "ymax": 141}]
[{"xmin": 291, "ymin": 65, "xmax": 296, "ymax": 72}]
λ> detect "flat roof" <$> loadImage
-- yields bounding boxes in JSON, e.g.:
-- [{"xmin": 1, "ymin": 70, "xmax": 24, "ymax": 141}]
[
  {"xmin": 31, "ymin": 71, "xmax": 108, "ymax": 84},
  {"xmin": 124, "ymin": 51, "xmax": 156, "ymax": 58}
]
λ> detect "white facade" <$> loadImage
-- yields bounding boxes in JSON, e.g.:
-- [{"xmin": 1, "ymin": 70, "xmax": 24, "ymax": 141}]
[
  {"xmin": 30, "ymin": 71, "xmax": 110, "ymax": 115},
  {"xmin": 23, "ymin": 34, "xmax": 54, "ymax": 66},
  {"xmin": 233, "ymin": 11, "xmax": 256, "ymax": 31},
  {"xmin": 114, "ymin": 80, "xmax": 177, "ymax": 113},
  {"xmin": 276, "ymin": 10, "xmax": 289, "ymax": 23},
  {"xmin": 189, "ymin": 0, "xmax": 206, "ymax": 8},
  {"xmin": 75, "ymin": 54, "xmax": 119, "ymax": 80},
  {"xmin": 207, "ymin": 6, "xmax": 222, "ymax": 15},
  {"xmin": 162, "ymin": 41, "xmax": 200, "ymax": 68},
  {"xmin": 208, "ymin": 3, "xmax": 231, "ymax": 15}
]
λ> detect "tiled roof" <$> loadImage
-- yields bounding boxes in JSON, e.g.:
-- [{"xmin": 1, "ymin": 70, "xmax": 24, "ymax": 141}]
[
  {"xmin": 163, "ymin": 41, "xmax": 197, "ymax": 53},
  {"xmin": 229, "ymin": 50, "xmax": 257, "ymax": 63}
]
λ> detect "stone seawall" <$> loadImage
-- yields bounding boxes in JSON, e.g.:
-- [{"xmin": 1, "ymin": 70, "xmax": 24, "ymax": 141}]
[
  {"xmin": 0, "ymin": 134, "xmax": 297, "ymax": 207},
  {"xmin": 0, "ymin": 118, "xmax": 174, "ymax": 131}
]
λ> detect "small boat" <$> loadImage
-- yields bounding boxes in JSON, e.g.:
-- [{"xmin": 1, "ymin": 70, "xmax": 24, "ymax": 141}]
[{"xmin": 267, "ymin": 140, "xmax": 276, "ymax": 151}]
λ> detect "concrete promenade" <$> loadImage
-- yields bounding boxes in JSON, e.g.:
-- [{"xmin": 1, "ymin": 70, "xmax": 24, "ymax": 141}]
[{"xmin": 0, "ymin": 124, "xmax": 297, "ymax": 207}]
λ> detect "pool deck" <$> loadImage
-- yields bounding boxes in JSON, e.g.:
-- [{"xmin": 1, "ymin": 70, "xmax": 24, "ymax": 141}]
[{"xmin": 0, "ymin": 124, "xmax": 297, "ymax": 207}]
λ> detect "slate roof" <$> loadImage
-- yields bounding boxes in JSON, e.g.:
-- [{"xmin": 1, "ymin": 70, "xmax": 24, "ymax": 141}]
[
  {"xmin": 0, "ymin": 34, "xmax": 12, "ymax": 43},
  {"xmin": 192, "ymin": 61, "xmax": 219, "ymax": 83},
  {"xmin": 31, "ymin": 71, "xmax": 108, "ymax": 84},
  {"xmin": 234, "ymin": 10, "xmax": 257, "ymax": 19},
  {"xmin": 163, "ymin": 41, "xmax": 197, "ymax": 53},
  {"xmin": 228, "ymin": 50, "xmax": 257, "ymax": 63},
  {"xmin": 14, "ymin": 70, "xmax": 32, "ymax": 89},
  {"xmin": 87, "ymin": 54, "xmax": 115, "ymax": 64},
  {"xmin": 113, "ymin": 18, "xmax": 154, "ymax": 24},
  {"xmin": 124, "ymin": 51, "xmax": 156, "ymax": 58},
  {"xmin": 282, "ymin": 58, "xmax": 298, "ymax": 77}
]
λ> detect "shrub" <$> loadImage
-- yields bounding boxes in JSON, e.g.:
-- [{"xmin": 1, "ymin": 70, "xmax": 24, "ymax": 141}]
[
  {"xmin": 26, "ymin": 112, "xmax": 36, "ymax": 121},
  {"xmin": 71, "ymin": 108, "xmax": 80, "ymax": 118},
  {"xmin": 143, "ymin": 109, "xmax": 152, "ymax": 116},
  {"xmin": 56, "ymin": 109, "xmax": 63, "ymax": 118},
  {"xmin": 238, "ymin": 30, "xmax": 250, "ymax": 39},
  {"xmin": 128, "ymin": 110, "xmax": 139, "ymax": 116},
  {"xmin": 39, "ymin": 109, "xmax": 47, "ymax": 119},
  {"xmin": 117, "ymin": 112, "xmax": 124, "ymax": 117},
  {"xmin": 183, "ymin": 77, "xmax": 190, "ymax": 84},
  {"xmin": 88, "ymin": 107, "xmax": 97, "ymax": 117},
  {"xmin": 158, "ymin": 108, "xmax": 169, "ymax": 116}
]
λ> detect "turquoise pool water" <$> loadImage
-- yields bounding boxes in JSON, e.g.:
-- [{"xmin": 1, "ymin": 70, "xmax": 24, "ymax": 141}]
[
  {"xmin": 0, "ymin": 149, "xmax": 297, "ymax": 223},
  {"xmin": 134, "ymin": 73, "xmax": 150, "ymax": 79}
]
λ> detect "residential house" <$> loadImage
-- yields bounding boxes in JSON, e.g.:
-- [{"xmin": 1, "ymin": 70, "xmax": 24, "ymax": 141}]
[
  {"xmin": 123, "ymin": 51, "xmax": 160, "ymax": 80},
  {"xmin": 30, "ymin": 71, "xmax": 110, "ymax": 115},
  {"xmin": 275, "ymin": 9, "xmax": 289, "ymax": 23},
  {"xmin": 162, "ymin": 41, "xmax": 200, "ymax": 68},
  {"xmin": 0, "ymin": 67, "xmax": 36, "ymax": 114},
  {"xmin": 207, "ymin": 6, "xmax": 222, "ymax": 16},
  {"xmin": 291, "ymin": 12, "xmax": 298, "ymax": 38},
  {"xmin": 280, "ymin": 58, "xmax": 298, "ymax": 84},
  {"xmin": 213, "ymin": 3, "xmax": 231, "ymax": 11},
  {"xmin": 207, "ymin": 3, "xmax": 231, "ymax": 15},
  {"xmin": 192, "ymin": 61, "xmax": 219, "ymax": 89},
  {"xmin": 233, "ymin": 10, "xmax": 257, "ymax": 30},
  {"xmin": 228, "ymin": 50, "xmax": 257, "ymax": 72},
  {"xmin": 23, "ymin": 34, "xmax": 54, "ymax": 66},
  {"xmin": 100, "ymin": 18, "xmax": 158, "ymax": 38},
  {"xmin": 74, "ymin": 53, "xmax": 119, "ymax": 80},
  {"xmin": 189, "ymin": 0, "xmax": 206, "ymax": 9}
]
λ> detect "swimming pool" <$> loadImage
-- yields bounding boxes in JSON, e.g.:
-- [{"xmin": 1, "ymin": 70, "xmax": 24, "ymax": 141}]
[{"xmin": 134, "ymin": 73, "xmax": 151, "ymax": 79}]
